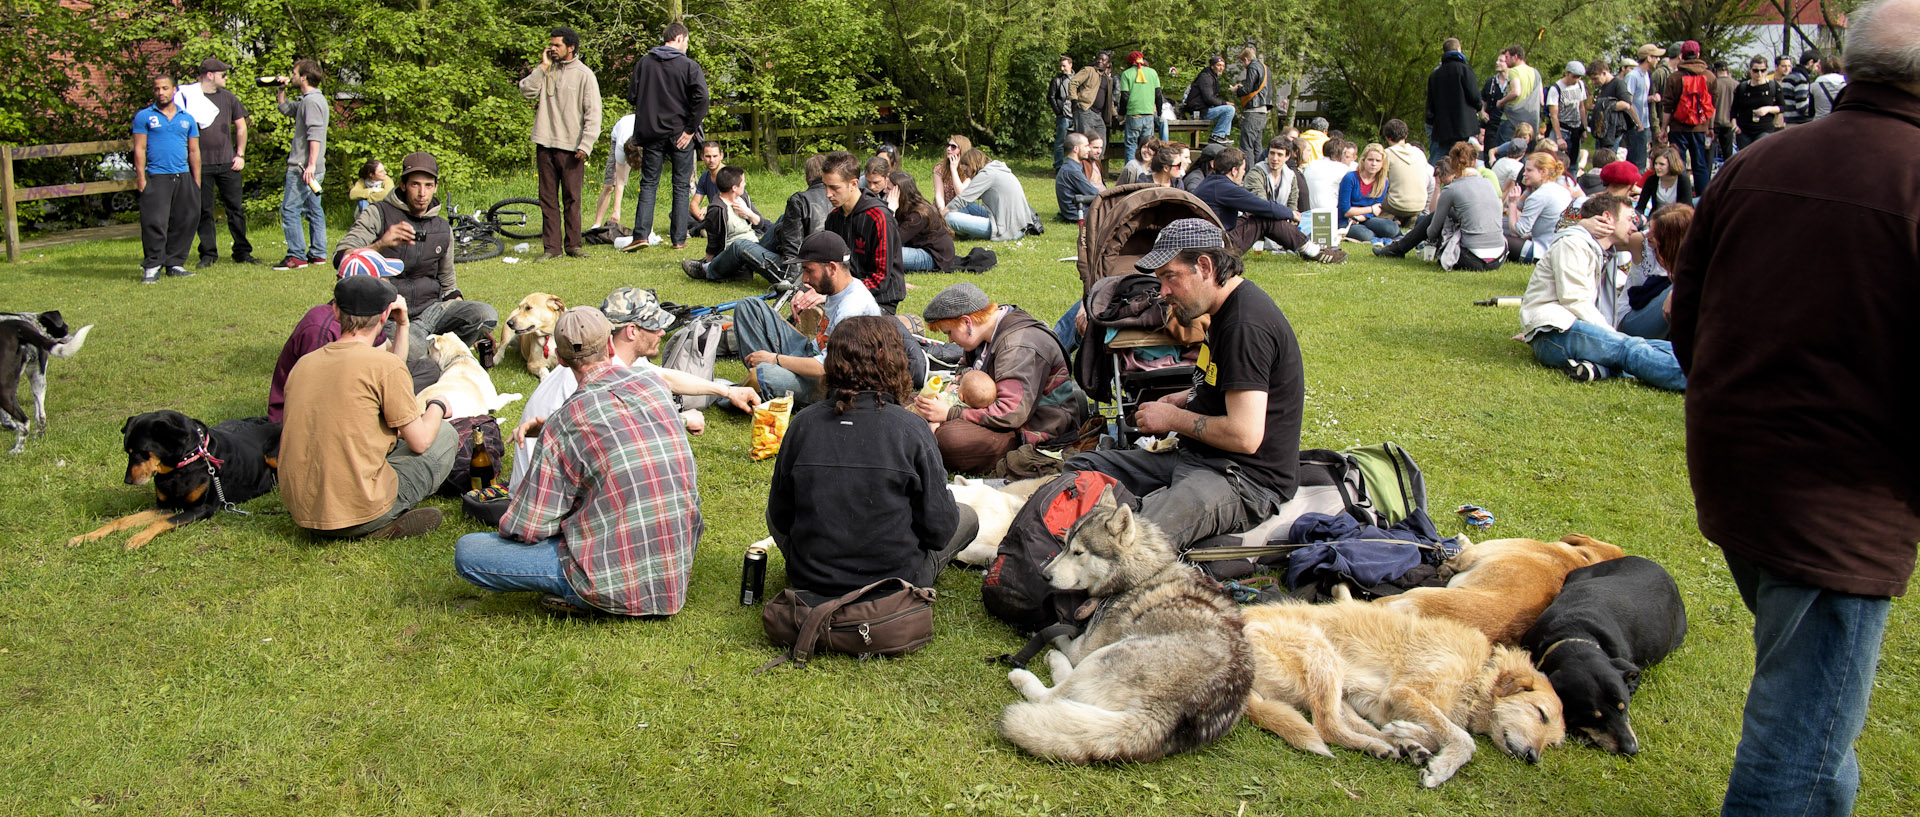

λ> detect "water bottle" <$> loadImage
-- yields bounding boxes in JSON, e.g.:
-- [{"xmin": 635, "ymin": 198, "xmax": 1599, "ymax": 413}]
[
  {"xmin": 514, "ymin": 242, "xmax": 531, "ymax": 254},
  {"xmin": 739, "ymin": 543, "xmax": 768, "ymax": 605}
]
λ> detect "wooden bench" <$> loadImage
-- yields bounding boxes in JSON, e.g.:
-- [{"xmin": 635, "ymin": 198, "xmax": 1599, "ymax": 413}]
[{"xmin": 1165, "ymin": 119, "xmax": 1217, "ymax": 147}]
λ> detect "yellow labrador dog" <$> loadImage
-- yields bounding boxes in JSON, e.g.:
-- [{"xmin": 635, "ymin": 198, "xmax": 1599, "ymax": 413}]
[
  {"xmin": 1241, "ymin": 597, "xmax": 1565, "ymax": 788},
  {"xmin": 504, "ymin": 292, "xmax": 564, "ymax": 378},
  {"xmin": 1376, "ymin": 534, "xmax": 1626, "ymax": 645},
  {"xmin": 415, "ymin": 333, "xmax": 522, "ymax": 418}
]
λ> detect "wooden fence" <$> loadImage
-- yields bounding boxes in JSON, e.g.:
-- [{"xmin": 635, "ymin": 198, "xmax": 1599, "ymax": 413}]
[
  {"xmin": 705, "ymin": 104, "xmax": 919, "ymax": 173},
  {"xmin": 1, "ymin": 139, "xmax": 136, "ymax": 263}
]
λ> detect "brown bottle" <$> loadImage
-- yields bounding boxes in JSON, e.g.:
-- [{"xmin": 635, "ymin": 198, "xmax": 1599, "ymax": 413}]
[{"xmin": 469, "ymin": 428, "xmax": 494, "ymax": 491}]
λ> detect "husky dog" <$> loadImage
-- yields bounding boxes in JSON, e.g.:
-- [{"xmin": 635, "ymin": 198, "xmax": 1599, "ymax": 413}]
[
  {"xmin": 999, "ymin": 486, "xmax": 1253, "ymax": 763},
  {"xmin": 1241, "ymin": 595, "xmax": 1567, "ymax": 787}
]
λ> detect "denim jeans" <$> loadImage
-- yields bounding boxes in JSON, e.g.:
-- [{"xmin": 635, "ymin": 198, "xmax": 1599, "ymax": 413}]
[
  {"xmin": 636, "ymin": 138, "xmax": 696, "ymax": 245},
  {"xmin": 280, "ymin": 166, "xmax": 326, "ymax": 260},
  {"xmin": 454, "ymin": 531, "xmax": 594, "ymax": 610},
  {"xmin": 1529, "ymin": 320, "xmax": 1686, "ymax": 391},
  {"xmin": 1617, "ymin": 287, "xmax": 1671, "ymax": 340},
  {"xmin": 732, "ymin": 297, "xmax": 821, "ymax": 403},
  {"xmin": 1343, "ymin": 216, "xmax": 1401, "ymax": 242},
  {"xmin": 1053, "ymin": 301, "xmax": 1083, "ymax": 351},
  {"xmin": 1719, "ymin": 550, "xmax": 1890, "ymax": 817},
  {"xmin": 1625, "ymin": 128, "xmax": 1651, "ymax": 168},
  {"xmin": 1202, "ymin": 104, "xmax": 1235, "ymax": 140},
  {"xmin": 706, "ymin": 238, "xmax": 782, "ymax": 282},
  {"xmin": 1053, "ymin": 115, "xmax": 1075, "ymax": 169},
  {"xmin": 1123, "ymin": 115, "xmax": 1157, "ymax": 166},
  {"xmin": 901, "ymin": 246, "xmax": 935, "ymax": 271},
  {"xmin": 1671, "ymin": 130, "xmax": 1711, "ymax": 193},
  {"xmin": 946, "ymin": 211, "xmax": 992, "ymax": 240}
]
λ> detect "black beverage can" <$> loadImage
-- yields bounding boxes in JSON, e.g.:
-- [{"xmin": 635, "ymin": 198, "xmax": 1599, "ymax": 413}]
[{"xmin": 740, "ymin": 545, "xmax": 768, "ymax": 605}]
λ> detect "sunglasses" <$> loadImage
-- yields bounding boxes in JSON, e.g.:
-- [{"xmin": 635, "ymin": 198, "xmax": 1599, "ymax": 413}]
[{"xmin": 946, "ymin": 143, "xmax": 959, "ymax": 149}]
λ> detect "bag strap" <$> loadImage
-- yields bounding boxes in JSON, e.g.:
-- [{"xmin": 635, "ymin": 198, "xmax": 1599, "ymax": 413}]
[
  {"xmin": 757, "ymin": 578, "xmax": 922, "ymax": 673},
  {"xmin": 995, "ymin": 621, "xmax": 1082, "ymax": 669}
]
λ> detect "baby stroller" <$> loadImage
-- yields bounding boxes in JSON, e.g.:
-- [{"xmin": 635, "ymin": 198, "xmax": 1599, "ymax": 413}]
[{"xmin": 1072, "ymin": 184, "xmax": 1221, "ymax": 445}]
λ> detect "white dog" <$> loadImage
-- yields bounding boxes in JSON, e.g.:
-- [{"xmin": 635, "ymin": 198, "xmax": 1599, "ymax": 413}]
[
  {"xmin": 946, "ymin": 477, "xmax": 1048, "ymax": 566},
  {"xmin": 415, "ymin": 333, "xmax": 522, "ymax": 418}
]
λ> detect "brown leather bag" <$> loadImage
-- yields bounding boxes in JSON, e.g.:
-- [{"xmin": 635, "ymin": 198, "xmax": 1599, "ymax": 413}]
[{"xmin": 758, "ymin": 578, "xmax": 937, "ymax": 671}]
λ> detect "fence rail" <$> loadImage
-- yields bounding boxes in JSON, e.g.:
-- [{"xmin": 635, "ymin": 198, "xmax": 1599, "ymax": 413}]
[
  {"xmin": 2, "ymin": 139, "xmax": 136, "ymax": 263},
  {"xmin": 704, "ymin": 104, "xmax": 918, "ymax": 173}
]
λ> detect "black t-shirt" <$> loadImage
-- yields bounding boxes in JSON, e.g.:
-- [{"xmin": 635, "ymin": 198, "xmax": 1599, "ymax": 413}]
[
  {"xmin": 1183, "ymin": 281, "xmax": 1304, "ymax": 499},
  {"xmin": 193, "ymin": 88, "xmax": 249, "ymax": 166}
]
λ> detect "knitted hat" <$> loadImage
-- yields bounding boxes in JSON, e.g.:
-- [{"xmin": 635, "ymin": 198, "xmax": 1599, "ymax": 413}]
[
  {"xmin": 600, "ymin": 287, "xmax": 675, "ymax": 331},
  {"xmin": 553, "ymin": 307, "xmax": 612, "ymax": 363},
  {"xmin": 923, "ymin": 282, "xmax": 991, "ymax": 323}
]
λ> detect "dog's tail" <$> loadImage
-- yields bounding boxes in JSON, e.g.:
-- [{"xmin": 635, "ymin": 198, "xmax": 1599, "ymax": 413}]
[
  {"xmin": 50, "ymin": 325, "xmax": 92, "ymax": 359},
  {"xmin": 998, "ymin": 699, "xmax": 1176, "ymax": 764}
]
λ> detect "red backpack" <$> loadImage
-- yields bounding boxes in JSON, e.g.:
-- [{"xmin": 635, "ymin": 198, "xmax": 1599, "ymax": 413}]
[{"xmin": 1674, "ymin": 72, "xmax": 1716, "ymax": 126}]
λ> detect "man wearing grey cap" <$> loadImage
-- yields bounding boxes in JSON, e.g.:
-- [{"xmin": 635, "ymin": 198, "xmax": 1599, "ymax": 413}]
[
  {"xmin": 1546, "ymin": 61, "xmax": 1589, "ymax": 164},
  {"xmin": 457, "ymin": 306, "xmax": 705, "ymax": 616},
  {"xmin": 178, "ymin": 57, "xmax": 255, "ymax": 267},
  {"xmin": 280, "ymin": 274, "xmax": 456, "ymax": 540},
  {"xmin": 1063, "ymin": 219, "xmax": 1305, "ymax": 548}
]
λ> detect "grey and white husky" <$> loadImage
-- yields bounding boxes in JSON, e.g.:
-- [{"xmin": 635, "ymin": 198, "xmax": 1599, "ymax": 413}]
[{"xmin": 999, "ymin": 486, "xmax": 1253, "ymax": 763}]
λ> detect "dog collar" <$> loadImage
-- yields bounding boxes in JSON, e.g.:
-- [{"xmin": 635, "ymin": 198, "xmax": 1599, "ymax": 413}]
[
  {"xmin": 1537, "ymin": 637, "xmax": 1603, "ymax": 663},
  {"xmin": 542, "ymin": 335, "xmax": 553, "ymax": 360},
  {"xmin": 176, "ymin": 431, "xmax": 225, "ymax": 470}
]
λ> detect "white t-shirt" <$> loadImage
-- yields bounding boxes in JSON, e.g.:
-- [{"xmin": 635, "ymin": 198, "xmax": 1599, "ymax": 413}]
[
  {"xmin": 1300, "ymin": 158, "xmax": 1350, "ymax": 220},
  {"xmin": 610, "ymin": 114, "xmax": 636, "ymax": 167},
  {"xmin": 1547, "ymin": 80, "xmax": 1588, "ymax": 128},
  {"xmin": 815, "ymin": 282, "xmax": 882, "ymax": 363}
]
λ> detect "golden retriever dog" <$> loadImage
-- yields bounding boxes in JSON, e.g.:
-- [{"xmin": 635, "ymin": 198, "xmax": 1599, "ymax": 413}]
[
  {"xmin": 1242, "ymin": 598, "xmax": 1565, "ymax": 788},
  {"xmin": 415, "ymin": 333, "xmax": 523, "ymax": 418},
  {"xmin": 1375, "ymin": 534, "xmax": 1626, "ymax": 645},
  {"xmin": 504, "ymin": 292, "xmax": 564, "ymax": 378}
]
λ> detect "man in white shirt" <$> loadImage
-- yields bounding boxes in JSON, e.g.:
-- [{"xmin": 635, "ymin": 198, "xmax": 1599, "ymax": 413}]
[
  {"xmin": 1546, "ymin": 62, "xmax": 1590, "ymax": 166},
  {"xmin": 1299, "ymin": 135, "xmax": 1354, "ymax": 228},
  {"xmin": 590, "ymin": 112, "xmax": 636, "ymax": 229}
]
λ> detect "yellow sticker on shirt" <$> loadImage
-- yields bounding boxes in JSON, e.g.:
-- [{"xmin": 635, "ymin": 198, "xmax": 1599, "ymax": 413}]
[{"xmin": 1197, "ymin": 343, "xmax": 1216, "ymax": 386}]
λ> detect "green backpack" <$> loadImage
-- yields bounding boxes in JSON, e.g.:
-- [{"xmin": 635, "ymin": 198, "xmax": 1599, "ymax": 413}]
[{"xmin": 1342, "ymin": 442, "xmax": 1427, "ymax": 526}]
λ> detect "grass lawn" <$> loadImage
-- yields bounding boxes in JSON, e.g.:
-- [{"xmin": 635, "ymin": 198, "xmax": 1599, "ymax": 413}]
[{"xmin": 2, "ymin": 158, "xmax": 1914, "ymax": 816}]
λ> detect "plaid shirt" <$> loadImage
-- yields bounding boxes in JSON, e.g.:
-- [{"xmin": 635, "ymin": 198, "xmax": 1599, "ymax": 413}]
[{"xmin": 502, "ymin": 361, "xmax": 704, "ymax": 615}]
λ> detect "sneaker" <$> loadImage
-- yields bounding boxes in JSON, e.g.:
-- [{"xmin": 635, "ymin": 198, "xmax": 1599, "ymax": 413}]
[
  {"xmin": 680, "ymin": 258, "xmax": 708, "ymax": 279},
  {"xmin": 165, "ymin": 265, "xmax": 194, "ymax": 278},
  {"xmin": 1564, "ymin": 360, "xmax": 1605, "ymax": 383},
  {"xmin": 1311, "ymin": 247, "xmax": 1349, "ymax": 264},
  {"xmin": 195, "ymin": 257, "xmax": 216, "ymax": 270},
  {"xmin": 365, "ymin": 507, "xmax": 443, "ymax": 540},
  {"xmin": 273, "ymin": 256, "xmax": 307, "ymax": 270},
  {"xmin": 140, "ymin": 267, "xmax": 160, "ymax": 284}
]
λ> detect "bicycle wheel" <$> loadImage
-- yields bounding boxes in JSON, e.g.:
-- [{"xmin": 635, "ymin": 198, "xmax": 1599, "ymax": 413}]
[
  {"xmin": 454, "ymin": 232, "xmax": 504, "ymax": 264},
  {"xmin": 487, "ymin": 197, "xmax": 544, "ymax": 240}
]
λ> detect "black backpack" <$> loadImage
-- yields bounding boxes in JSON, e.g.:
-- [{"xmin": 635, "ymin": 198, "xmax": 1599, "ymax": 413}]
[{"xmin": 982, "ymin": 470, "xmax": 1140, "ymax": 637}]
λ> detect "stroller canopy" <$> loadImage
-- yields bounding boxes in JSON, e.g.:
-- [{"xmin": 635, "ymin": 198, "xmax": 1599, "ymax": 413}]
[{"xmin": 1076, "ymin": 183, "xmax": 1223, "ymax": 294}]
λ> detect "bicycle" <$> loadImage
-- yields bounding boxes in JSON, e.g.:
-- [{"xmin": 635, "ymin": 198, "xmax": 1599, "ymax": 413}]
[{"xmin": 449, "ymin": 197, "xmax": 544, "ymax": 264}]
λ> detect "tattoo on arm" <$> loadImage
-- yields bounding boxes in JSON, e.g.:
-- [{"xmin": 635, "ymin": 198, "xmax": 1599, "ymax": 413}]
[{"xmin": 1191, "ymin": 415, "xmax": 1209, "ymax": 437}]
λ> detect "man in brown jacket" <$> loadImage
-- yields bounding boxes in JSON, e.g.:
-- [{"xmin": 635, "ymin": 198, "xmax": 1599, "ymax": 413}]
[
  {"xmin": 1068, "ymin": 51, "xmax": 1118, "ymax": 145},
  {"xmin": 518, "ymin": 25, "xmax": 602, "ymax": 261},
  {"xmin": 1669, "ymin": 1, "xmax": 1920, "ymax": 813},
  {"xmin": 1660, "ymin": 41, "xmax": 1715, "ymax": 195}
]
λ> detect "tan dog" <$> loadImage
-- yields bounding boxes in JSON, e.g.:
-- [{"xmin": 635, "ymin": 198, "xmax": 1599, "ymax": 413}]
[
  {"xmin": 1242, "ymin": 598, "xmax": 1566, "ymax": 788},
  {"xmin": 1376, "ymin": 534, "xmax": 1627, "ymax": 645},
  {"xmin": 504, "ymin": 292, "xmax": 564, "ymax": 378},
  {"xmin": 415, "ymin": 333, "xmax": 523, "ymax": 418}
]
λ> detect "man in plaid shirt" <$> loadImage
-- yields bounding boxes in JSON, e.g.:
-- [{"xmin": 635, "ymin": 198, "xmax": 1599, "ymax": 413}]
[{"xmin": 454, "ymin": 307, "xmax": 704, "ymax": 615}]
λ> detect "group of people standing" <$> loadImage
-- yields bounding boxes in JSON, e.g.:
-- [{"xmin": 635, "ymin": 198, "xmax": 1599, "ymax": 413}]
[{"xmin": 1049, "ymin": 46, "xmax": 1278, "ymax": 174}]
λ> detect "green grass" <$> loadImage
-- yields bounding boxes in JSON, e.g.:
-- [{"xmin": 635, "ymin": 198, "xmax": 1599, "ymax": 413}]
[{"xmin": 3, "ymin": 159, "xmax": 1915, "ymax": 816}]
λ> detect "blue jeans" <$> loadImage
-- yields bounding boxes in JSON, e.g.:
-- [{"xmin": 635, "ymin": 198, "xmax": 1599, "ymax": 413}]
[
  {"xmin": 454, "ymin": 532, "xmax": 594, "ymax": 610},
  {"xmin": 1720, "ymin": 550, "xmax": 1890, "ymax": 817},
  {"xmin": 636, "ymin": 138, "xmax": 696, "ymax": 245},
  {"xmin": 1053, "ymin": 301, "xmax": 1083, "ymax": 351},
  {"xmin": 1343, "ymin": 216, "xmax": 1401, "ymax": 242},
  {"xmin": 732, "ymin": 297, "xmax": 821, "ymax": 403},
  {"xmin": 707, "ymin": 238, "xmax": 781, "ymax": 282},
  {"xmin": 1672, "ymin": 130, "xmax": 1711, "ymax": 193},
  {"xmin": 901, "ymin": 246, "xmax": 935, "ymax": 271},
  {"xmin": 946, "ymin": 210, "xmax": 992, "ymax": 240},
  {"xmin": 1123, "ymin": 115, "xmax": 1156, "ymax": 166},
  {"xmin": 1052, "ymin": 115, "xmax": 1075, "ymax": 169},
  {"xmin": 1529, "ymin": 320, "xmax": 1686, "ymax": 391},
  {"xmin": 1617, "ymin": 287, "xmax": 1670, "ymax": 340},
  {"xmin": 1202, "ymin": 104, "xmax": 1235, "ymax": 140},
  {"xmin": 280, "ymin": 167, "xmax": 326, "ymax": 260}
]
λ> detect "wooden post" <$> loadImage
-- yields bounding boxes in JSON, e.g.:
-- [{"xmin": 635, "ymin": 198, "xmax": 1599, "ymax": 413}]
[{"xmin": 2, "ymin": 145, "xmax": 17, "ymax": 263}]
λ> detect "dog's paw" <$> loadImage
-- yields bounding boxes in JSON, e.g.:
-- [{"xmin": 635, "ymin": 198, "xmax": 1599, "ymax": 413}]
[
  {"xmin": 1007, "ymin": 668, "xmax": 1037, "ymax": 688},
  {"xmin": 1045, "ymin": 649, "xmax": 1074, "ymax": 678},
  {"xmin": 65, "ymin": 533, "xmax": 92, "ymax": 547},
  {"xmin": 1419, "ymin": 767, "xmax": 1453, "ymax": 788},
  {"xmin": 1381, "ymin": 721, "xmax": 1435, "ymax": 765}
]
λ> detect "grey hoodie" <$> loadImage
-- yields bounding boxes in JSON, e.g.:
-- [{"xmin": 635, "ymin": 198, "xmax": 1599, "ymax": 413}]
[{"xmin": 946, "ymin": 160, "xmax": 1038, "ymax": 241}]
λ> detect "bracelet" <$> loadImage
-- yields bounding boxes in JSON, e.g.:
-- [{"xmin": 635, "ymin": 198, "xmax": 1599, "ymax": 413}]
[{"xmin": 425, "ymin": 399, "xmax": 450, "ymax": 418}]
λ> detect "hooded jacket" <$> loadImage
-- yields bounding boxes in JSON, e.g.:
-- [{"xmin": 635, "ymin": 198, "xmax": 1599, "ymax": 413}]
[
  {"xmin": 825, "ymin": 193, "xmax": 905, "ymax": 309},
  {"xmin": 1661, "ymin": 58, "xmax": 1716, "ymax": 134},
  {"xmin": 625, "ymin": 45, "xmax": 710, "ymax": 144},
  {"xmin": 946, "ymin": 160, "xmax": 1040, "ymax": 241},
  {"xmin": 1427, "ymin": 51, "xmax": 1482, "ymax": 144},
  {"xmin": 949, "ymin": 306, "xmax": 1087, "ymax": 445},
  {"xmin": 332, "ymin": 197, "xmax": 457, "ymax": 318}
]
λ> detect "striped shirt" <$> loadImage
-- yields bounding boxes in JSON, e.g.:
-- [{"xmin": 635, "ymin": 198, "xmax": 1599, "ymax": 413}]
[{"xmin": 501, "ymin": 361, "xmax": 704, "ymax": 615}]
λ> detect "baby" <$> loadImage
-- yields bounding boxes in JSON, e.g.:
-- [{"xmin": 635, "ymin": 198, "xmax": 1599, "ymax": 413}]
[{"xmin": 957, "ymin": 369, "xmax": 995, "ymax": 409}]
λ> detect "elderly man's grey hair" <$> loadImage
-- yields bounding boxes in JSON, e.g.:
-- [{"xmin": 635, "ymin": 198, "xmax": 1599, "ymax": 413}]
[{"xmin": 1845, "ymin": 0, "xmax": 1920, "ymax": 86}]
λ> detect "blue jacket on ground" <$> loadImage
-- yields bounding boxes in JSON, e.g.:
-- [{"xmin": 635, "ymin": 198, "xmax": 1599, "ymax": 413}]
[{"xmin": 1192, "ymin": 173, "xmax": 1293, "ymax": 231}]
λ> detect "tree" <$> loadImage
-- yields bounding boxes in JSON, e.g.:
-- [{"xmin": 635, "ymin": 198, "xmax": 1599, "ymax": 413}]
[{"xmin": 1645, "ymin": 0, "xmax": 1768, "ymax": 62}]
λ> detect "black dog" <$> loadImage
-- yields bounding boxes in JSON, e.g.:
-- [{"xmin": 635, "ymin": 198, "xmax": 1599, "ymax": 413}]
[
  {"xmin": 1521, "ymin": 555, "xmax": 1688, "ymax": 755},
  {"xmin": 0, "ymin": 310, "xmax": 92, "ymax": 454},
  {"xmin": 68, "ymin": 411, "xmax": 282, "ymax": 550}
]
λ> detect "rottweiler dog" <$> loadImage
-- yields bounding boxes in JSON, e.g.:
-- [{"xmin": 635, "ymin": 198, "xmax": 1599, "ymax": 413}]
[
  {"xmin": 1521, "ymin": 555, "xmax": 1688, "ymax": 755},
  {"xmin": 68, "ymin": 411, "xmax": 282, "ymax": 550}
]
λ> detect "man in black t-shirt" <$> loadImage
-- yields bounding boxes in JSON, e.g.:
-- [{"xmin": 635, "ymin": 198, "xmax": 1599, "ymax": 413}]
[
  {"xmin": 182, "ymin": 57, "xmax": 255, "ymax": 267},
  {"xmin": 1065, "ymin": 219, "xmax": 1304, "ymax": 548}
]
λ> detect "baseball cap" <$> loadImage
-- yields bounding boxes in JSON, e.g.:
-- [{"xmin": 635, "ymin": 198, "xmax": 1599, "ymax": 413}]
[
  {"xmin": 1680, "ymin": 41, "xmax": 1701, "ymax": 58},
  {"xmin": 399, "ymin": 151, "xmax": 439, "ymax": 180},
  {"xmin": 1136, "ymin": 218, "xmax": 1225, "ymax": 271},
  {"xmin": 198, "ymin": 57, "xmax": 232, "ymax": 74},
  {"xmin": 923, "ymin": 282, "xmax": 990, "ymax": 323},
  {"xmin": 333, "ymin": 275, "xmax": 397, "ymax": 317},
  {"xmin": 795, "ymin": 231, "xmax": 850, "ymax": 265},
  {"xmin": 1565, "ymin": 61, "xmax": 1586, "ymax": 76},
  {"xmin": 1636, "ymin": 43, "xmax": 1666, "ymax": 59},
  {"xmin": 600, "ymin": 287, "xmax": 675, "ymax": 332},
  {"xmin": 1600, "ymin": 160, "xmax": 1643, "ymax": 187},
  {"xmin": 552, "ymin": 306, "xmax": 612, "ymax": 364},
  {"xmin": 336, "ymin": 247, "xmax": 402, "ymax": 278}
]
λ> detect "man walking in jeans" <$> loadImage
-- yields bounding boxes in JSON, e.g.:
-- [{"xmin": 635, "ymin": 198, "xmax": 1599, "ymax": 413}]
[
  {"xmin": 1117, "ymin": 51, "xmax": 1163, "ymax": 166},
  {"xmin": 625, "ymin": 21, "xmax": 708, "ymax": 250},
  {"xmin": 1662, "ymin": 41, "xmax": 1715, "ymax": 193},
  {"xmin": 519, "ymin": 25, "xmax": 602, "ymax": 261},
  {"xmin": 273, "ymin": 60, "xmax": 328, "ymax": 271},
  {"xmin": 133, "ymin": 75, "xmax": 200, "ymax": 284}
]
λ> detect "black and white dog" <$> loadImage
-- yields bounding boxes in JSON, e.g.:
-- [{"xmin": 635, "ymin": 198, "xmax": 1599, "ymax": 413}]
[{"xmin": 0, "ymin": 310, "xmax": 92, "ymax": 454}]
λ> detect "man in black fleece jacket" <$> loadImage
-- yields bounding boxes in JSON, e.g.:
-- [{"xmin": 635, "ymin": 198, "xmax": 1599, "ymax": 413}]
[
  {"xmin": 625, "ymin": 21, "xmax": 709, "ymax": 248},
  {"xmin": 819, "ymin": 151, "xmax": 904, "ymax": 314}
]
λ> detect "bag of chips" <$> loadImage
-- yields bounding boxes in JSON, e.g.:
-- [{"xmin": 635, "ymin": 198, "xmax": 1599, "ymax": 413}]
[{"xmin": 750, "ymin": 393, "xmax": 794, "ymax": 461}]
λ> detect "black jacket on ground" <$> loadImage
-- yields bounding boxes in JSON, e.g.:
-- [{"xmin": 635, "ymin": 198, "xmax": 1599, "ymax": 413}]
[
  {"xmin": 1428, "ymin": 51, "xmax": 1482, "ymax": 145},
  {"xmin": 768, "ymin": 392, "xmax": 958, "ymax": 597},
  {"xmin": 625, "ymin": 45, "xmax": 709, "ymax": 144},
  {"xmin": 825, "ymin": 194, "xmax": 905, "ymax": 309},
  {"xmin": 772, "ymin": 183, "xmax": 831, "ymax": 262}
]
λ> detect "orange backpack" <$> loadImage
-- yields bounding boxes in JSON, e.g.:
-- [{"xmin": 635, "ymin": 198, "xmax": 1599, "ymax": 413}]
[{"xmin": 1674, "ymin": 72, "xmax": 1716, "ymax": 126}]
